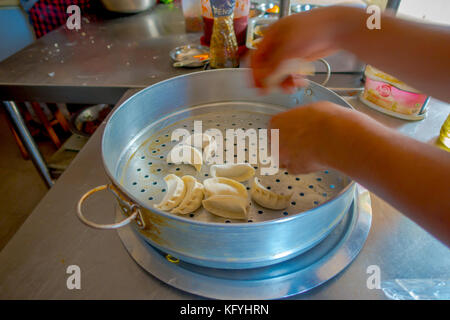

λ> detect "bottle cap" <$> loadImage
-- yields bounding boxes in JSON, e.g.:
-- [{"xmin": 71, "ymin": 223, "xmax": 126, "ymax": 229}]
[{"xmin": 210, "ymin": 0, "xmax": 236, "ymax": 17}]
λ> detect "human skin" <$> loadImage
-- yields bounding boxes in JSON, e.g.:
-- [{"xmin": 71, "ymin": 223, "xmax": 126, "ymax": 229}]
[
  {"xmin": 270, "ymin": 102, "xmax": 450, "ymax": 247},
  {"xmin": 251, "ymin": 6, "xmax": 450, "ymax": 101},
  {"xmin": 251, "ymin": 6, "xmax": 450, "ymax": 246}
]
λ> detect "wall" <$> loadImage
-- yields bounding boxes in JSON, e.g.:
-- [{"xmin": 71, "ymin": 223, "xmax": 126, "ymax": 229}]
[
  {"xmin": 0, "ymin": 6, "xmax": 35, "ymax": 61},
  {"xmin": 397, "ymin": 0, "xmax": 450, "ymax": 25}
]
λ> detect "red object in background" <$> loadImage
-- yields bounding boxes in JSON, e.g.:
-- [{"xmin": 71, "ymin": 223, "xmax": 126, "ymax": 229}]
[
  {"xmin": 29, "ymin": 0, "xmax": 100, "ymax": 38},
  {"xmin": 201, "ymin": 0, "xmax": 250, "ymax": 49}
]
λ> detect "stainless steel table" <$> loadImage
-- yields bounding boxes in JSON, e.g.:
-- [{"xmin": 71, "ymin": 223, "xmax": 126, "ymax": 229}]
[
  {"xmin": 0, "ymin": 4, "xmax": 200, "ymax": 187},
  {"xmin": 0, "ymin": 87, "xmax": 448, "ymax": 299},
  {"xmin": 0, "ymin": 5, "xmax": 198, "ymax": 104},
  {"xmin": 0, "ymin": 4, "xmax": 364, "ymax": 104},
  {"xmin": 0, "ymin": 3, "xmax": 449, "ymax": 299}
]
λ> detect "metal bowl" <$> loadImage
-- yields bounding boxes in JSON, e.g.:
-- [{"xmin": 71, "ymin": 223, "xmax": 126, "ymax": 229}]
[
  {"xmin": 100, "ymin": 0, "xmax": 156, "ymax": 13},
  {"xmin": 70, "ymin": 104, "xmax": 111, "ymax": 137},
  {"xmin": 169, "ymin": 44, "xmax": 209, "ymax": 68},
  {"xmin": 78, "ymin": 69, "xmax": 355, "ymax": 269}
]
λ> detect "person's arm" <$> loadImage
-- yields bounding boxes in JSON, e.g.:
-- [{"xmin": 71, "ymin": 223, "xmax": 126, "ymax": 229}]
[
  {"xmin": 251, "ymin": 6, "xmax": 450, "ymax": 102},
  {"xmin": 270, "ymin": 102, "xmax": 450, "ymax": 246}
]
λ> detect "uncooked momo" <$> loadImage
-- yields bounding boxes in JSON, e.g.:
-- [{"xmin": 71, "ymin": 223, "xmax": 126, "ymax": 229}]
[
  {"xmin": 202, "ymin": 195, "xmax": 249, "ymax": 220},
  {"xmin": 183, "ymin": 133, "xmax": 217, "ymax": 163},
  {"xmin": 154, "ymin": 174, "xmax": 186, "ymax": 211},
  {"xmin": 210, "ymin": 163, "xmax": 255, "ymax": 182},
  {"xmin": 203, "ymin": 177, "xmax": 248, "ymax": 198},
  {"xmin": 264, "ymin": 58, "xmax": 315, "ymax": 88},
  {"xmin": 250, "ymin": 177, "xmax": 293, "ymax": 210},
  {"xmin": 202, "ymin": 177, "xmax": 249, "ymax": 219},
  {"xmin": 171, "ymin": 175, "xmax": 204, "ymax": 215},
  {"xmin": 167, "ymin": 143, "xmax": 203, "ymax": 172}
]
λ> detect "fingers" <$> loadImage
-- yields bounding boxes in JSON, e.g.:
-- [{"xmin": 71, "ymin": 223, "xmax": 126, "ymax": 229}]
[
  {"xmin": 280, "ymin": 75, "xmax": 308, "ymax": 93},
  {"xmin": 280, "ymin": 76, "xmax": 297, "ymax": 94},
  {"xmin": 251, "ymin": 21, "xmax": 294, "ymax": 89},
  {"xmin": 279, "ymin": 148, "xmax": 318, "ymax": 175},
  {"xmin": 252, "ymin": 62, "xmax": 309, "ymax": 93},
  {"xmin": 251, "ymin": 13, "xmax": 340, "ymax": 90},
  {"xmin": 251, "ymin": 51, "xmax": 285, "ymax": 89},
  {"xmin": 253, "ymin": 22, "xmax": 280, "ymax": 63},
  {"xmin": 270, "ymin": 105, "xmax": 328, "ymax": 174}
]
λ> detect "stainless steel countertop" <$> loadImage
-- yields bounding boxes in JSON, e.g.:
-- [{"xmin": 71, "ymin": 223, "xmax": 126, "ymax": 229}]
[
  {"xmin": 0, "ymin": 5, "xmax": 198, "ymax": 104},
  {"xmin": 0, "ymin": 4, "xmax": 364, "ymax": 104},
  {"xmin": 0, "ymin": 88, "xmax": 448, "ymax": 299}
]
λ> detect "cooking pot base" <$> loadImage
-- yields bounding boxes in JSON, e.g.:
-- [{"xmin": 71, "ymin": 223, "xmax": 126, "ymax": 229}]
[{"xmin": 116, "ymin": 184, "xmax": 372, "ymax": 299}]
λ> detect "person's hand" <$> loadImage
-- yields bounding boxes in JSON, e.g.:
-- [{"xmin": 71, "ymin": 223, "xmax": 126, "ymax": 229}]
[
  {"xmin": 269, "ymin": 101, "xmax": 360, "ymax": 174},
  {"xmin": 251, "ymin": 6, "xmax": 355, "ymax": 91},
  {"xmin": 271, "ymin": 102, "xmax": 450, "ymax": 248}
]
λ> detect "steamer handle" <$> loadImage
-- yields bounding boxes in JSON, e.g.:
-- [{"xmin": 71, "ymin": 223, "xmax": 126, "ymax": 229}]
[
  {"xmin": 317, "ymin": 58, "xmax": 331, "ymax": 87},
  {"xmin": 76, "ymin": 184, "xmax": 138, "ymax": 229}
]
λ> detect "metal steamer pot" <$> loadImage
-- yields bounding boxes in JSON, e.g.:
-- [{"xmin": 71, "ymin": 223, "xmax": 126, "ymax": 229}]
[
  {"xmin": 77, "ymin": 69, "xmax": 356, "ymax": 269},
  {"xmin": 100, "ymin": 0, "xmax": 156, "ymax": 13}
]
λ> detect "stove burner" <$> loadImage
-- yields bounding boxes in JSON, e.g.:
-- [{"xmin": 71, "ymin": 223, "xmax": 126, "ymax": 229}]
[{"xmin": 116, "ymin": 185, "xmax": 372, "ymax": 299}]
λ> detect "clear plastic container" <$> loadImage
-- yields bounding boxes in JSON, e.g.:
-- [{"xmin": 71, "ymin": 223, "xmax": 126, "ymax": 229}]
[{"xmin": 182, "ymin": 0, "xmax": 203, "ymax": 32}]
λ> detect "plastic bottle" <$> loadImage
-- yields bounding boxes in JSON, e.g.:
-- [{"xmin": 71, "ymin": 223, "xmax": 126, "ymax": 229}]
[
  {"xmin": 182, "ymin": 0, "xmax": 203, "ymax": 32},
  {"xmin": 209, "ymin": 0, "xmax": 239, "ymax": 68},
  {"xmin": 201, "ymin": 0, "xmax": 249, "ymax": 46}
]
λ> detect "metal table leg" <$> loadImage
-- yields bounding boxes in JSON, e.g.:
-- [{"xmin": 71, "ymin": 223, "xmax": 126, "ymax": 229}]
[
  {"xmin": 2, "ymin": 101, "xmax": 53, "ymax": 188},
  {"xmin": 279, "ymin": 0, "xmax": 291, "ymax": 18}
]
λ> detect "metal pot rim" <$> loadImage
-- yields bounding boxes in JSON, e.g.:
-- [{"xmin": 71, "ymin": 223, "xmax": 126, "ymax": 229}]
[{"xmin": 101, "ymin": 68, "xmax": 356, "ymax": 227}]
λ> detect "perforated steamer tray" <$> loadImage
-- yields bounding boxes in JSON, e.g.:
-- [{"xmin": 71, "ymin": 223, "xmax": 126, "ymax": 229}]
[
  {"xmin": 118, "ymin": 101, "xmax": 349, "ymax": 224},
  {"xmin": 78, "ymin": 69, "xmax": 358, "ymax": 269},
  {"xmin": 114, "ymin": 101, "xmax": 371, "ymax": 298}
]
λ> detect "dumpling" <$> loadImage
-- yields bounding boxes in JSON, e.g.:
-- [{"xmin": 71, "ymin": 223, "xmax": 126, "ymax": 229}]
[
  {"xmin": 264, "ymin": 58, "xmax": 315, "ymax": 88},
  {"xmin": 171, "ymin": 176, "xmax": 204, "ymax": 215},
  {"xmin": 183, "ymin": 133, "xmax": 212, "ymax": 149},
  {"xmin": 184, "ymin": 133, "xmax": 217, "ymax": 163},
  {"xmin": 250, "ymin": 177, "xmax": 293, "ymax": 210},
  {"xmin": 154, "ymin": 174, "xmax": 186, "ymax": 211},
  {"xmin": 210, "ymin": 163, "xmax": 255, "ymax": 182},
  {"xmin": 203, "ymin": 177, "xmax": 248, "ymax": 198},
  {"xmin": 202, "ymin": 195, "xmax": 249, "ymax": 220},
  {"xmin": 202, "ymin": 177, "xmax": 249, "ymax": 220},
  {"xmin": 167, "ymin": 143, "xmax": 203, "ymax": 171},
  {"xmin": 203, "ymin": 139, "xmax": 217, "ymax": 163}
]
